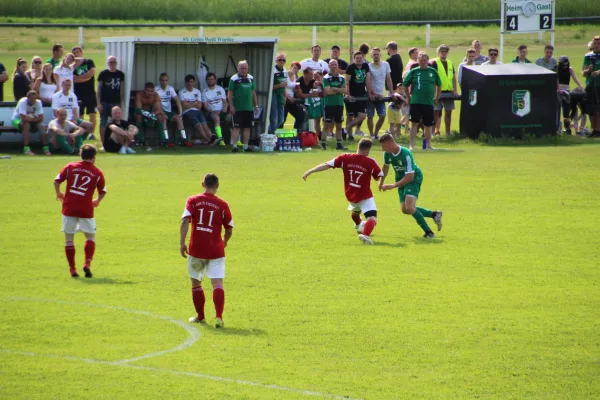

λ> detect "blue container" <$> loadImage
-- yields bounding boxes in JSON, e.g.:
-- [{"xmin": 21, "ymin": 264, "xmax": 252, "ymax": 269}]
[{"xmin": 422, "ymin": 138, "xmax": 427, "ymax": 149}]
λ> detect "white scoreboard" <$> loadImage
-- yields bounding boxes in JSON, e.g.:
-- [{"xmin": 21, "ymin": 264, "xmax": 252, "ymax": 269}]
[{"xmin": 502, "ymin": 0, "xmax": 556, "ymax": 33}]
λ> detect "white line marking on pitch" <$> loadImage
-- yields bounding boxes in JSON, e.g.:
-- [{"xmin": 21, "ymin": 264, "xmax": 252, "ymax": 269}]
[{"xmin": 2, "ymin": 297, "xmax": 360, "ymax": 400}]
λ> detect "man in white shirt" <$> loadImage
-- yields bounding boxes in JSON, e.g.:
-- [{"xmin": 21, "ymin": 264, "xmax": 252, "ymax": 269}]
[
  {"xmin": 156, "ymin": 73, "xmax": 186, "ymax": 145},
  {"xmin": 301, "ymin": 45, "xmax": 330, "ymax": 75},
  {"xmin": 202, "ymin": 72, "xmax": 228, "ymax": 146},
  {"xmin": 482, "ymin": 48, "xmax": 503, "ymax": 65},
  {"xmin": 12, "ymin": 91, "xmax": 48, "ymax": 155},
  {"xmin": 178, "ymin": 74, "xmax": 213, "ymax": 146},
  {"xmin": 367, "ymin": 47, "xmax": 393, "ymax": 139},
  {"xmin": 52, "ymin": 79, "xmax": 94, "ymax": 141},
  {"xmin": 53, "ymin": 53, "xmax": 84, "ymax": 87},
  {"xmin": 47, "ymin": 108, "xmax": 86, "ymax": 154},
  {"xmin": 458, "ymin": 48, "xmax": 476, "ymax": 85}
]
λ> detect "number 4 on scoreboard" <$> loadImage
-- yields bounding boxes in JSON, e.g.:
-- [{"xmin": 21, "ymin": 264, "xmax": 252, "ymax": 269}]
[
  {"xmin": 539, "ymin": 14, "xmax": 552, "ymax": 30},
  {"xmin": 506, "ymin": 15, "xmax": 518, "ymax": 31}
]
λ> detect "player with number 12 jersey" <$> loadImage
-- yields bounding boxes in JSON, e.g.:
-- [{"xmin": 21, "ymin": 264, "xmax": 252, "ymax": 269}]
[{"xmin": 303, "ymin": 138, "xmax": 383, "ymax": 245}]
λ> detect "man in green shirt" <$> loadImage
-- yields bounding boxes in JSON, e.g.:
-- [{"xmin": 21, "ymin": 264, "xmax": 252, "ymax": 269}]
[
  {"xmin": 582, "ymin": 35, "xmax": 600, "ymax": 137},
  {"xmin": 46, "ymin": 43, "xmax": 64, "ymax": 68},
  {"xmin": 402, "ymin": 52, "xmax": 441, "ymax": 150},
  {"xmin": 378, "ymin": 133, "xmax": 442, "ymax": 238},
  {"xmin": 322, "ymin": 59, "xmax": 347, "ymax": 151},
  {"xmin": 512, "ymin": 44, "xmax": 532, "ymax": 64},
  {"xmin": 228, "ymin": 60, "xmax": 258, "ymax": 153},
  {"xmin": 269, "ymin": 53, "xmax": 288, "ymax": 134}
]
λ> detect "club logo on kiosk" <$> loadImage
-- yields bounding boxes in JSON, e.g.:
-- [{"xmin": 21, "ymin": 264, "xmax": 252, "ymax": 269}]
[
  {"xmin": 512, "ymin": 90, "xmax": 531, "ymax": 117},
  {"xmin": 469, "ymin": 90, "xmax": 477, "ymax": 106}
]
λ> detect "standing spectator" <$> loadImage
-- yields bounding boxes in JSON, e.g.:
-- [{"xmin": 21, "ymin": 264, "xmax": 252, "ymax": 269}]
[
  {"xmin": 54, "ymin": 53, "xmax": 84, "ymax": 88},
  {"xmin": 53, "ymin": 144, "xmax": 106, "ymax": 278},
  {"xmin": 405, "ymin": 47, "xmax": 420, "ymax": 71},
  {"xmin": 47, "ymin": 108, "xmax": 87, "ymax": 155},
  {"xmin": 157, "ymin": 72, "xmax": 187, "ymax": 145},
  {"xmin": 429, "ymin": 44, "xmax": 457, "ymax": 136},
  {"xmin": 367, "ymin": 47, "xmax": 393, "ymax": 139},
  {"xmin": 458, "ymin": 48, "xmax": 476, "ymax": 85},
  {"xmin": 13, "ymin": 58, "xmax": 31, "ymax": 102},
  {"xmin": 228, "ymin": 61, "xmax": 258, "ymax": 153},
  {"xmin": 462, "ymin": 40, "xmax": 489, "ymax": 65},
  {"xmin": 269, "ymin": 53, "xmax": 288, "ymax": 134},
  {"xmin": 294, "ymin": 67, "xmax": 316, "ymax": 132},
  {"xmin": 583, "ymin": 36, "xmax": 600, "ymax": 137},
  {"xmin": 103, "ymin": 106, "xmax": 138, "ymax": 154},
  {"xmin": 33, "ymin": 63, "xmax": 59, "ymax": 106},
  {"xmin": 322, "ymin": 59, "xmax": 347, "ymax": 150},
  {"xmin": 72, "ymin": 46, "xmax": 98, "ymax": 138},
  {"xmin": 324, "ymin": 45, "xmax": 349, "ymax": 74},
  {"xmin": 282, "ymin": 61, "xmax": 304, "ymax": 132},
  {"xmin": 557, "ymin": 56, "xmax": 584, "ymax": 134},
  {"xmin": 180, "ymin": 173, "xmax": 233, "ymax": 328},
  {"xmin": 535, "ymin": 45, "xmax": 558, "ymax": 71},
  {"xmin": 385, "ymin": 41, "xmax": 404, "ymax": 90},
  {"xmin": 12, "ymin": 91, "xmax": 47, "ymax": 155},
  {"xmin": 482, "ymin": 48, "xmax": 503, "ymax": 65},
  {"xmin": 52, "ymin": 79, "xmax": 94, "ymax": 144},
  {"xmin": 96, "ymin": 56, "xmax": 125, "ymax": 147},
  {"xmin": 179, "ymin": 74, "xmax": 212, "ymax": 147},
  {"xmin": 345, "ymin": 52, "xmax": 372, "ymax": 142},
  {"xmin": 0, "ymin": 61, "xmax": 7, "ymax": 101},
  {"xmin": 25, "ymin": 56, "xmax": 43, "ymax": 82},
  {"xmin": 301, "ymin": 45, "xmax": 330, "ymax": 75},
  {"xmin": 512, "ymin": 45, "xmax": 532, "ymax": 64},
  {"xmin": 402, "ymin": 52, "xmax": 441, "ymax": 150},
  {"xmin": 46, "ymin": 44, "xmax": 63, "ymax": 69},
  {"xmin": 353, "ymin": 42, "xmax": 371, "ymax": 136},
  {"xmin": 134, "ymin": 82, "xmax": 169, "ymax": 146}
]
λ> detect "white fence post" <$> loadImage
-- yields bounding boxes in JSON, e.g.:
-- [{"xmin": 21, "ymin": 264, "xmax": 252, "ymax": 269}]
[
  {"xmin": 199, "ymin": 26, "xmax": 204, "ymax": 37},
  {"xmin": 538, "ymin": 31, "xmax": 543, "ymax": 42},
  {"xmin": 312, "ymin": 26, "xmax": 317, "ymax": 46},
  {"xmin": 425, "ymin": 24, "xmax": 431, "ymax": 49},
  {"xmin": 78, "ymin": 27, "xmax": 84, "ymax": 48}
]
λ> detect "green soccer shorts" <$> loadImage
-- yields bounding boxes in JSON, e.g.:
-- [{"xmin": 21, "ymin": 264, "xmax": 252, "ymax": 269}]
[{"xmin": 398, "ymin": 180, "xmax": 421, "ymax": 203}]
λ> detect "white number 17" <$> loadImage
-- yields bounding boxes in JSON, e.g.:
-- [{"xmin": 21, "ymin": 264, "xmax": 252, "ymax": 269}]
[{"xmin": 349, "ymin": 169, "xmax": 364, "ymax": 183}]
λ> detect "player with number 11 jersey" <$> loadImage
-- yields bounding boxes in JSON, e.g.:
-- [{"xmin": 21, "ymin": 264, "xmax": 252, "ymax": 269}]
[{"xmin": 303, "ymin": 138, "xmax": 383, "ymax": 245}]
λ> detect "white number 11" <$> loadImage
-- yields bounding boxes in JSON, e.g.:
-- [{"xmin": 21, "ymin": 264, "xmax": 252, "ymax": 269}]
[{"xmin": 198, "ymin": 208, "xmax": 215, "ymax": 227}]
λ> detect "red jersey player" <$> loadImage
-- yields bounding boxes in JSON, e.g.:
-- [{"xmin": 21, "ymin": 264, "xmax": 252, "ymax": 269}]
[
  {"xmin": 180, "ymin": 173, "xmax": 233, "ymax": 328},
  {"xmin": 303, "ymin": 138, "xmax": 383, "ymax": 244},
  {"xmin": 54, "ymin": 144, "xmax": 106, "ymax": 278}
]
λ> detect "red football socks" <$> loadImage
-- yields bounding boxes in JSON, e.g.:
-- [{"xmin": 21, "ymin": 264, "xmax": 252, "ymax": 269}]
[
  {"xmin": 65, "ymin": 242, "xmax": 76, "ymax": 268},
  {"xmin": 363, "ymin": 219, "xmax": 377, "ymax": 236},
  {"xmin": 213, "ymin": 285, "xmax": 225, "ymax": 319},
  {"xmin": 192, "ymin": 286, "xmax": 206, "ymax": 320},
  {"xmin": 351, "ymin": 212, "xmax": 362, "ymax": 225},
  {"xmin": 84, "ymin": 240, "xmax": 95, "ymax": 267}
]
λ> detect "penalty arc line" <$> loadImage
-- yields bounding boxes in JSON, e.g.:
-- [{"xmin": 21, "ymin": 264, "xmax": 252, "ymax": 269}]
[{"xmin": 2, "ymin": 297, "xmax": 360, "ymax": 400}]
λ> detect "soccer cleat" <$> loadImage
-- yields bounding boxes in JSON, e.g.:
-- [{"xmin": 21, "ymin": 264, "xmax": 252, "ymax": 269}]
[
  {"xmin": 44, "ymin": 149, "xmax": 52, "ymax": 156},
  {"xmin": 183, "ymin": 141, "xmax": 195, "ymax": 147},
  {"xmin": 358, "ymin": 234, "xmax": 374, "ymax": 245},
  {"xmin": 423, "ymin": 231, "xmax": 435, "ymax": 239},
  {"xmin": 215, "ymin": 317, "xmax": 224, "ymax": 328},
  {"xmin": 83, "ymin": 267, "xmax": 93, "ymax": 278},
  {"xmin": 88, "ymin": 134, "xmax": 96, "ymax": 140},
  {"xmin": 218, "ymin": 140, "xmax": 226, "ymax": 147},
  {"xmin": 242, "ymin": 147, "xmax": 253, "ymax": 153},
  {"xmin": 433, "ymin": 211, "xmax": 443, "ymax": 231},
  {"xmin": 70, "ymin": 267, "xmax": 79, "ymax": 278},
  {"xmin": 189, "ymin": 316, "xmax": 206, "ymax": 324},
  {"xmin": 321, "ymin": 142, "xmax": 327, "ymax": 150},
  {"xmin": 355, "ymin": 129, "xmax": 364, "ymax": 137},
  {"xmin": 125, "ymin": 147, "xmax": 136, "ymax": 154},
  {"xmin": 159, "ymin": 140, "xmax": 168, "ymax": 147},
  {"xmin": 119, "ymin": 146, "xmax": 127, "ymax": 154},
  {"xmin": 232, "ymin": 147, "xmax": 239, "ymax": 153},
  {"xmin": 236, "ymin": 140, "xmax": 243, "ymax": 147},
  {"xmin": 167, "ymin": 142, "xmax": 175, "ymax": 148},
  {"xmin": 341, "ymin": 128, "xmax": 347, "ymax": 140},
  {"xmin": 336, "ymin": 143, "xmax": 348, "ymax": 151},
  {"xmin": 24, "ymin": 149, "xmax": 35, "ymax": 156},
  {"xmin": 347, "ymin": 134, "xmax": 354, "ymax": 141}
]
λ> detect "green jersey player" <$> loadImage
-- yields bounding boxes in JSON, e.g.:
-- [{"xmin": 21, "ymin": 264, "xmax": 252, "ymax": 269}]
[{"xmin": 378, "ymin": 133, "xmax": 442, "ymax": 238}]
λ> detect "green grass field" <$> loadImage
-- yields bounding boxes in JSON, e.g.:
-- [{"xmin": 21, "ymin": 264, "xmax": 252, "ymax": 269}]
[{"xmin": 1, "ymin": 138, "xmax": 600, "ymax": 399}]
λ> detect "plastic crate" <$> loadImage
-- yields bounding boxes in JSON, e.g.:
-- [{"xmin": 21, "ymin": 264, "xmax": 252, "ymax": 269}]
[{"xmin": 260, "ymin": 134, "xmax": 277, "ymax": 152}]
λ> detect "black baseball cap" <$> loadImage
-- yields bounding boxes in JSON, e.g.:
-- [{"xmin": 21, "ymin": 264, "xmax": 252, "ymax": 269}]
[{"xmin": 331, "ymin": 45, "xmax": 340, "ymax": 50}]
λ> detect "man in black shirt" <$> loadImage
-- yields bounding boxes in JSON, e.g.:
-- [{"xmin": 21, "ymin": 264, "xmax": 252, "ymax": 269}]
[
  {"xmin": 96, "ymin": 56, "xmax": 125, "ymax": 147},
  {"xmin": 104, "ymin": 106, "xmax": 138, "ymax": 154},
  {"xmin": 345, "ymin": 52, "xmax": 373, "ymax": 141},
  {"xmin": 72, "ymin": 47, "xmax": 98, "ymax": 139},
  {"xmin": 324, "ymin": 45, "xmax": 349, "ymax": 75},
  {"xmin": 386, "ymin": 41, "xmax": 404, "ymax": 90}
]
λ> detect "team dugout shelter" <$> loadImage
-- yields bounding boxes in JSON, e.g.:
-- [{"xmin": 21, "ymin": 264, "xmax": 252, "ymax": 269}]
[{"xmin": 101, "ymin": 36, "xmax": 280, "ymax": 140}]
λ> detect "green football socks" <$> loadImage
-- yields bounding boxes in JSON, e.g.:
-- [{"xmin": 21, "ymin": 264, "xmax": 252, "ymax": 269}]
[
  {"xmin": 215, "ymin": 126, "xmax": 223, "ymax": 139},
  {"xmin": 417, "ymin": 206, "xmax": 433, "ymax": 218},
  {"xmin": 412, "ymin": 209, "xmax": 432, "ymax": 233}
]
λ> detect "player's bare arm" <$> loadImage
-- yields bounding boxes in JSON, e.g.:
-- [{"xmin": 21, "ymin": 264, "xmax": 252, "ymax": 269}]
[
  {"xmin": 54, "ymin": 181, "xmax": 64, "ymax": 202},
  {"xmin": 71, "ymin": 126, "xmax": 85, "ymax": 137},
  {"xmin": 179, "ymin": 218, "xmax": 190, "ymax": 257},
  {"xmin": 303, "ymin": 163, "xmax": 332, "ymax": 180},
  {"xmin": 92, "ymin": 192, "xmax": 106, "ymax": 208},
  {"xmin": 379, "ymin": 164, "xmax": 389, "ymax": 191},
  {"xmin": 223, "ymin": 228, "xmax": 233, "ymax": 248},
  {"xmin": 381, "ymin": 172, "xmax": 414, "ymax": 191},
  {"xmin": 434, "ymin": 85, "xmax": 441, "ymax": 104}
]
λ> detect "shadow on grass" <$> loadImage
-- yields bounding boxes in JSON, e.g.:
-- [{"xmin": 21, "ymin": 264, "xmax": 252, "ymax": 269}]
[
  {"xmin": 77, "ymin": 277, "xmax": 137, "ymax": 285},
  {"xmin": 412, "ymin": 237, "xmax": 445, "ymax": 245},
  {"xmin": 201, "ymin": 325, "xmax": 267, "ymax": 336},
  {"xmin": 374, "ymin": 241, "xmax": 406, "ymax": 248}
]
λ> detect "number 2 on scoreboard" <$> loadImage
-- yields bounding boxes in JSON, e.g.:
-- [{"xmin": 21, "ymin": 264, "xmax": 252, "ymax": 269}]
[
  {"xmin": 539, "ymin": 14, "xmax": 552, "ymax": 30},
  {"xmin": 506, "ymin": 15, "xmax": 518, "ymax": 31}
]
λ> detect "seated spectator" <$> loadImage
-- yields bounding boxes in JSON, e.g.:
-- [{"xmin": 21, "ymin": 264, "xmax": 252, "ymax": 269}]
[
  {"xmin": 26, "ymin": 56, "xmax": 43, "ymax": 82},
  {"xmin": 52, "ymin": 79, "xmax": 94, "ymax": 141},
  {"xmin": 134, "ymin": 82, "xmax": 169, "ymax": 146},
  {"xmin": 535, "ymin": 45, "xmax": 557, "ymax": 71},
  {"xmin": 179, "ymin": 74, "xmax": 213, "ymax": 147},
  {"xmin": 462, "ymin": 40, "xmax": 489, "ymax": 65},
  {"xmin": 0, "ymin": 62, "xmax": 7, "ymax": 102},
  {"xmin": 294, "ymin": 66, "xmax": 316, "ymax": 132},
  {"xmin": 202, "ymin": 72, "xmax": 227, "ymax": 145},
  {"xmin": 482, "ymin": 48, "xmax": 503, "ymax": 65},
  {"xmin": 47, "ymin": 108, "xmax": 86, "ymax": 155},
  {"xmin": 156, "ymin": 73, "xmax": 187, "ymax": 146},
  {"xmin": 13, "ymin": 58, "xmax": 31, "ymax": 102},
  {"xmin": 282, "ymin": 61, "xmax": 305, "ymax": 132},
  {"xmin": 512, "ymin": 45, "xmax": 532, "ymax": 64},
  {"xmin": 104, "ymin": 106, "xmax": 138, "ymax": 154},
  {"xmin": 405, "ymin": 47, "xmax": 420, "ymax": 71},
  {"xmin": 33, "ymin": 63, "xmax": 59, "ymax": 106},
  {"xmin": 12, "ymin": 90, "xmax": 47, "ymax": 156},
  {"xmin": 46, "ymin": 43, "xmax": 64, "ymax": 69},
  {"xmin": 54, "ymin": 53, "xmax": 84, "ymax": 87},
  {"xmin": 458, "ymin": 48, "xmax": 476, "ymax": 85},
  {"xmin": 301, "ymin": 45, "xmax": 329, "ymax": 75}
]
